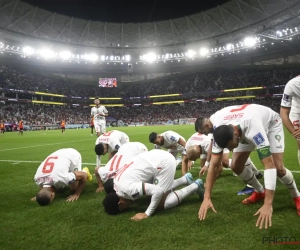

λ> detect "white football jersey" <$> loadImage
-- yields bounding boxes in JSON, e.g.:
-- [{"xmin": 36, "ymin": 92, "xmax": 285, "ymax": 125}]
[
  {"xmin": 155, "ymin": 130, "xmax": 185, "ymax": 151},
  {"xmin": 210, "ymin": 104, "xmax": 279, "ymax": 153},
  {"xmin": 91, "ymin": 105, "xmax": 108, "ymax": 121},
  {"xmin": 184, "ymin": 132, "xmax": 211, "ymax": 155},
  {"xmin": 281, "ymin": 76, "xmax": 300, "ymax": 115},
  {"xmin": 114, "ymin": 150, "xmax": 173, "ymax": 200},
  {"xmin": 95, "ymin": 130, "xmax": 129, "ymax": 153},
  {"xmin": 34, "ymin": 148, "xmax": 81, "ymax": 189},
  {"xmin": 98, "ymin": 142, "xmax": 148, "ymax": 182}
]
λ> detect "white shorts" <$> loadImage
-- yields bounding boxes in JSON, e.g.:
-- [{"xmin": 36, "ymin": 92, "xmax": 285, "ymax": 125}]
[
  {"xmin": 168, "ymin": 149, "xmax": 184, "ymax": 158},
  {"xmin": 290, "ymin": 113, "xmax": 300, "ymax": 129},
  {"xmin": 153, "ymin": 153, "xmax": 177, "ymax": 192},
  {"xmin": 233, "ymin": 117, "xmax": 284, "ymax": 154},
  {"xmin": 95, "ymin": 120, "xmax": 106, "ymax": 134},
  {"xmin": 223, "ymin": 148, "xmax": 230, "ymax": 154}
]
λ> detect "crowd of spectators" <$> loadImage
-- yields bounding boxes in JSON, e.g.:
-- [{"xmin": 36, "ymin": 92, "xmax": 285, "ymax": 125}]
[{"xmin": 0, "ymin": 64, "xmax": 298, "ymax": 126}]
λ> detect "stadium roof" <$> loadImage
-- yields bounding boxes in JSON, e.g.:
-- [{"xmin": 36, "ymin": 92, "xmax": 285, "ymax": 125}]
[{"xmin": 0, "ymin": 0, "xmax": 300, "ymax": 52}]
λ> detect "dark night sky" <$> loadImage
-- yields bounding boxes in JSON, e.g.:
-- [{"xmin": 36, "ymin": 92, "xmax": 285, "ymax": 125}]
[{"xmin": 22, "ymin": 0, "xmax": 230, "ymax": 23}]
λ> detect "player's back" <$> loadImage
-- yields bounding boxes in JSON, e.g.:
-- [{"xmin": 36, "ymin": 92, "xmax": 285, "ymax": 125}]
[
  {"xmin": 185, "ymin": 133, "xmax": 211, "ymax": 154},
  {"xmin": 118, "ymin": 142, "xmax": 148, "ymax": 156},
  {"xmin": 210, "ymin": 104, "xmax": 277, "ymax": 127},
  {"xmin": 161, "ymin": 130, "xmax": 185, "ymax": 149}
]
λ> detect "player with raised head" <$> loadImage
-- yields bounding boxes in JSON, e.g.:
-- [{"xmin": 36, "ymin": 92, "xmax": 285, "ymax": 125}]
[
  {"xmin": 280, "ymin": 76, "xmax": 300, "ymax": 165},
  {"xmin": 90, "ymin": 117, "xmax": 94, "ymax": 136},
  {"xmin": 0, "ymin": 120, "xmax": 5, "ymax": 135},
  {"xmin": 195, "ymin": 117, "xmax": 262, "ymax": 195},
  {"xmin": 91, "ymin": 97, "xmax": 108, "ymax": 137},
  {"xmin": 149, "ymin": 131, "xmax": 186, "ymax": 172},
  {"xmin": 95, "ymin": 142, "xmax": 148, "ymax": 193},
  {"xmin": 102, "ymin": 149, "xmax": 204, "ymax": 220},
  {"xmin": 61, "ymin": 119, "xmax": 66, "ymax": 134},
  {"xmin": 18, "ymin": 119, "xmax": 24, "ymax": 135},
  {"xmin": 31, "ymin": 148, "xmax": 93, "ymax": 206},
  {"xmin": 197, "ymin": 104, "xmax": 300, "ymax": 229},
  {"xmin": 95, "ymin": 130, "xmax": 129, "ymax": 167}
]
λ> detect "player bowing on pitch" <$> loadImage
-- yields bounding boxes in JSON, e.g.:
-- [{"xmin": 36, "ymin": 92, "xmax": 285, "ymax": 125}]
[
  {"xmin": 198, "ymin": 104, "xmax": 300, "ymax": 229},
  {"xmin": 95, "ymin": 130, "xmax": 130, "ymax": 167},
  {"xmin": 95, "ymin": 142, "xmax": 148, "ymax": 193},
  {"xmin": 103, "ymin": 149, "xmax": 204, "ymax": 220},
  {"xmin": 31, "ymin": 148, "xmax": 93, "ymax": 206},
  {"xmin": 149, "ymin": 131, "xmax": 187, "ymax": 175},
  {"xmin": 91, "ymin": 97, "xmax": 108, "ymax": 137}
]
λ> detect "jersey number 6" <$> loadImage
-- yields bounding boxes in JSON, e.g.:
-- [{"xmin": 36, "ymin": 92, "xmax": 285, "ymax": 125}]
[{"xmin": 42, "ymin": 156, "xmax": 58, "ymax": 173}]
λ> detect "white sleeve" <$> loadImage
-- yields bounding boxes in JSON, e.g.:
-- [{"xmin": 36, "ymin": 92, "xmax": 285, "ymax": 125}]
[
  {"xmin": 91, "ymin": 108, "xmax": 94, "ymax": 116},
  {"xmin": 281, "ymin": 84, "xmax": 292, "ymax": 108},
  {"xmin": 144, "ymin": 183, "xmax": 164, "ymax": 216},
  {"xmin": 211, "ymin": 140, "xmax": 224, "ymax": 154},
  {"xmin": 103, "ymin": 106, "xmax": 108, "ymax": 114},
  {"xmin": 110, "ymin": 139, "xmax": 121, "ymax": 152},
  {"xmin": 167, "ymin": 132, "xmax": 180, "ymax": 143},
  {"xmin": 98, "ymin": 167, "xmax": 108, "ymax": 182}
]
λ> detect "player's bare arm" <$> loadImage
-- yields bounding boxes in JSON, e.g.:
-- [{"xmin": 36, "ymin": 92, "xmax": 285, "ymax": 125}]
[
  {"xmin": 254, "ymin": 155, "xmax": 276, "ymax": 229},
  {"xmin": 178, "ymin": 138, "xmax": 186, "ymax": 147},
  {"xmin": 94, "ymin": 167, "xmax": 105, "ymax": 192},
  {"xmin": 66, "ymin": 171, "xmax": 88, "ymax": 202},
  {"xmin": 181, "ymin": 154, "xmax": 189, "ymax": 175},
  {"xmin": 131, "ymin": 183, "xmax": 164, "ymax": 221},
  {"xmin": 280, "ymin": 107, "xmax": 296, "ymax": 135},
  {"xmin": 198, "ymin": 152, "xmax": 222, "ymax": 220}
]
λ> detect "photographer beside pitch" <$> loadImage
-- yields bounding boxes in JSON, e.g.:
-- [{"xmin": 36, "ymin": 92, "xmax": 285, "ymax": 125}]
[{"xmin": 197, "ymin": 104, "xmax": 300, "ymax": 229}]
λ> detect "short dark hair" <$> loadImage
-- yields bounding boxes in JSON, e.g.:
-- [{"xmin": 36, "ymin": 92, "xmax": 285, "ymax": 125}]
[
  {"xmin": 195, "ymin": 117, "xmax": 205, "ymax": 132},
  {"xmin": 103, "ymin": 193, "xmax": 120, "ymax": 215},
  {"xmin": 149, "ymin": 132, "xmax": 158, "ymax": 143},
  {"xmin": 36, "ymin": 193, "xmax": 51, "ymax": 206},
  {"xmin": 104, "ymin": 178, "xmax": 115, "ymax": 194},
  {"xmin": 213, "ymin": 125, "xmax": 234, "ymax": 148},
  {"xmin": 95, "ymin": 143, "xmax": 105, "ymax": 155}
]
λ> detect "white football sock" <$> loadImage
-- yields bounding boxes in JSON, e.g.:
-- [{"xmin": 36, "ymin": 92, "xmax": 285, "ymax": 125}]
[
  {"xmin": 278, "ymin": 169, "xmax": 300, "ymax": 198},
  {"xmin": 228, "ymin": 159, "xmax": 232, "ymax": 168},
  {"xmin": 96, "ymin": 155, "xmax": 101, "ymax": 167},
  {"xmin": 172, "ymin": 176, "xmax": 188, "ymax": 189},
  {"xmin": 245, "ymin": 158, "xmax": 258, "ymax": 175},
  {"xmin": 298, "ymin": 150, "xmax": 300, "ymax": 165},
  {"xmin": 164, "ymin": 183, "xmax": 198, "ymax": 209},
  {"xmin": 238, "ymin": 167, "xmax": 264, "ymax": 193}
]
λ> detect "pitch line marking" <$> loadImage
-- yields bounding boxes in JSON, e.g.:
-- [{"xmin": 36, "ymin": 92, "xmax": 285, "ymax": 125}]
[{"xmin": 1, "ymin": 160, "xmax": 300, "ymax": 173}]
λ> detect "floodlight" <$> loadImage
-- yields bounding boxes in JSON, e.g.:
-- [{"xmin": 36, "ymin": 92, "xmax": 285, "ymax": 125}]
[
  {"xmin": 244, "ymin": 37, "xmax": 256, "ymax": 47},
  {"xmin": 59, "ymin": 51, "xmax": 71, "ymax": 60},
  {"xmin": 226, "ymin": 44, "xmax": 232, "ymax": 51},
  {"xmin": 125, "ymin": 55, "xmax": 131, "ymax": 61},
  {"xmin": 143, "ymin": 52, "xmax": 156, "ymax": 63},
  {"xmin": 187, "ymin": 50, "xmax": 196, "ymax": 58},
  {"xmin": 40, "ymin": 48, "xmax": 55, "ymax": 58},
  {"xmin": 200, "ymin": 48, "xmax": 208, "ymax": 56},
  {"xmin": 23, "ymin": 46, "xmax": 35, "ymax": 55}
]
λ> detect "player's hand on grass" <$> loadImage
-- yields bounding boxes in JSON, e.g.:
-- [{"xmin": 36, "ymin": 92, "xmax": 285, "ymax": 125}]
[
  {"xmin": 96, "ymin": 187, "xmax": 104, "ymax": 193},
  {"xmin": 66, "ymin": 194, "xmax": 80, "ymax": 202},
  {"xmin": 198, "ymin": 198, "xmax": 217, "ymax": 220},
  {"xmin": 31, "ymin": 197, "xmax": 36, "ymax": 201},
  {"xmin": 199, "ymin": 166, "xmax": 208, "ymax": 176},
  {"xmin": 254, "ymin": 204, "xmax": 273, "ymax": 229},
  {"xmin": 292, "ymin": 128, "xmax": 300, "ymax": 138},
  {"xmin": 187, "ymin": 161, "xmax": 194, "ymax": 171},
  {"xmin": 130, "ymin": 213, "xmax": 149, "ymax": 221}
]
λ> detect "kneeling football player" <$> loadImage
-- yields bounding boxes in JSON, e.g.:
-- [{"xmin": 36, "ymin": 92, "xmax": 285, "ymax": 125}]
[{"xmin": 31, "ymin": 148, "xmax": 93, "ymax": 206}]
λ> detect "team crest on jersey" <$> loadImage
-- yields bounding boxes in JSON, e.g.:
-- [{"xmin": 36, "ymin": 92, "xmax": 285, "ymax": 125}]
[
  {"xmin": 154, "ymin": 178, "xmax": 159, "ymax": 185},
  {"xmin": 170, "ymin": 136, "xmax": 176, "ymax": 141},
  {"xmin": 253, "ymin": 133, "xmax": 265, "ymax": 145},
  {"xmin": 283, "ymin": 94, "xmax": 290, "ymax": 101},
  {"xmin": 74, "ymin": 168, "xmax": 78, "ymax": 171}
]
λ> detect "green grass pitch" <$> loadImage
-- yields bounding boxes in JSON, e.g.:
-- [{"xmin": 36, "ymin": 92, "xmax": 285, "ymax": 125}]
[{"xmin": 1, "ymin": 125, "xmax": 300, "ymax": 250}]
